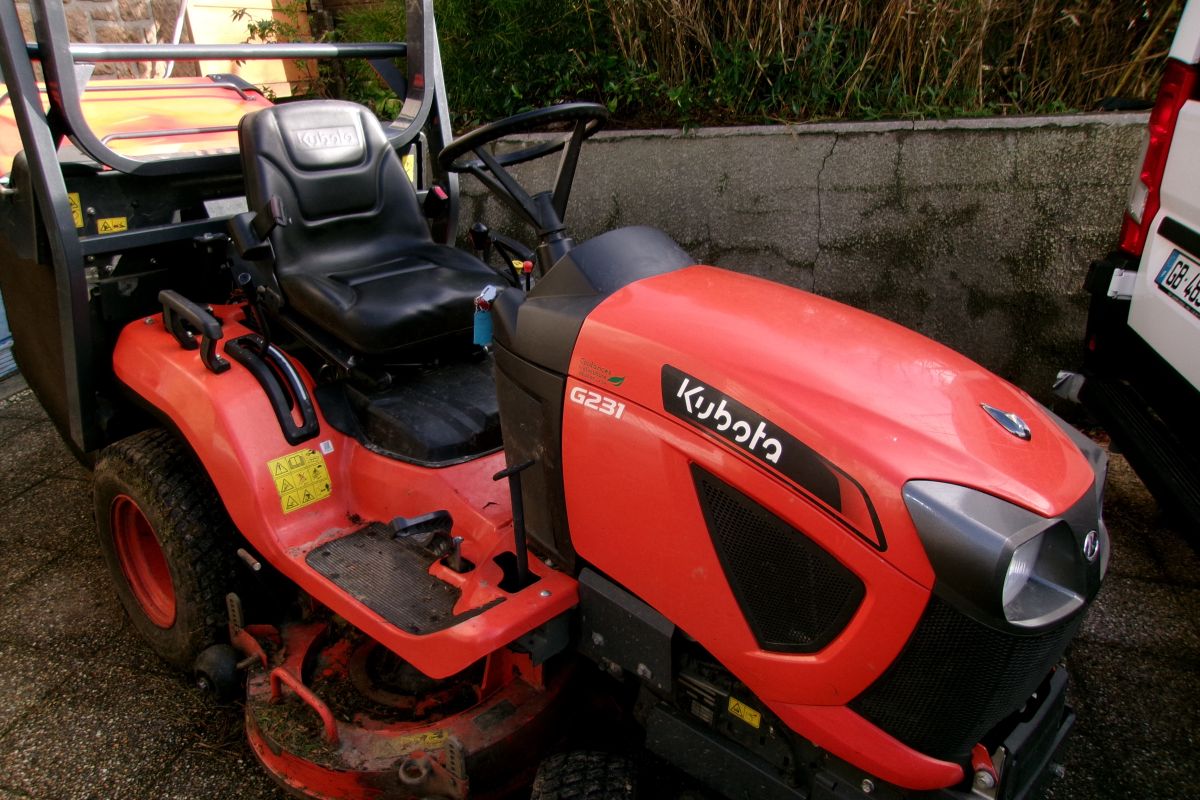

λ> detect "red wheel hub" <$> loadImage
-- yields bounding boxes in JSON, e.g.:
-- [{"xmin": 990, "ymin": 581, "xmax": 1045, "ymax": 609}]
[{"xmin": 111, "ymin": 494, "xmax": 176, "ymax": 628}]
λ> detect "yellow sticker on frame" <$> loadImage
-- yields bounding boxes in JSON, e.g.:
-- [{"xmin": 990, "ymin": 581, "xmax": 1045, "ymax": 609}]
[
  {"xmin": 67, "ymin": 193, "xmax": 83, "ymax": 228},
  {"xmin": 267, "ymin": 448, "xmax": 332, "ymax": 513},
  {"xmin": 727, "ymin": 697, "xmax": 762, "ymax": 729},
  {"xmin": 96, "ymin": 216, "xmax": 128, "ymax": 234},
  {"xmin": 393, "ymin": 730, "xmax": 448, "ymax": 753}
]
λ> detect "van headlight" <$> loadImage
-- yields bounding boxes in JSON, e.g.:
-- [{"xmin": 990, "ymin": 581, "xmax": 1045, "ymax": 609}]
[{"xmin": 904, "ymin": 481, "xmax": 1105, "ymax": 630}]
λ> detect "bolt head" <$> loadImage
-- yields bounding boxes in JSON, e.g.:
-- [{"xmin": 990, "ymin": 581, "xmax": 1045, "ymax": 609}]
[
  {"xmin": 591, "ymin": 631, "xmax": 605, "ymax": 647},
  {"xmin": 860, "ymin": 778, "xmax": 874, "ymax": 793},
  {"xmin": 974, "ymin": 770, "xmax": 996, "ymax": 790},
  {"xmin": 539, "ymin": 589, "xmax": 551, "ymax": 597}
]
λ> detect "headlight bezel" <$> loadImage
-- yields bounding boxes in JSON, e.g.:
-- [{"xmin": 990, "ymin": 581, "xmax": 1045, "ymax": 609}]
[{"xmin": 903, "ymin": 480, "xmax": 1105, "ymax": 632}]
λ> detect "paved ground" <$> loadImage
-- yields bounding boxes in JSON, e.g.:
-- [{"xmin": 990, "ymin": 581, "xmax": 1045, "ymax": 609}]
[{"xmin": 0, "ymin": 373, "xmax": 1195, "ymax": 800}]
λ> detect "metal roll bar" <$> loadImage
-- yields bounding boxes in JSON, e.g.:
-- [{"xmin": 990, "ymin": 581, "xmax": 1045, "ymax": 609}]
[
  {"xmin": 27, "ymin": 42, "xmax": 408, "ymax": 62},
  {"xmin": 0, "ymin": 0, "xmax": 459, "ymax": 452}
]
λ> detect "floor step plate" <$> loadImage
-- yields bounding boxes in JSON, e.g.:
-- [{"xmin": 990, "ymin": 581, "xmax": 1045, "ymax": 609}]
[{"xmin": 306, "ymin": 523, "xmax": 500, "ymax": 634}]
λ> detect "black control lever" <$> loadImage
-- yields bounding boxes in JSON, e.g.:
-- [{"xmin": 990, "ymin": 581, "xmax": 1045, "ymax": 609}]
[
  {"xmin": 224, "ymin": 334, "xmax": 319, "ymax": 445},
  {"xmin": 423, "ymin": 184, "xmax": 450, "ymax": 219},
  {"xmin": 470, "ymin": 222, "xmax": 492, "ymax": 261},
  {"xmin": 493, "ymin": 460, "xmax": 536, "ymax": 589},
  {"xmin": 470, "ymin": 222, "xmax": 525, "ymax": 289},
  {"xmin": 158, "ymin": 290, "xmax": 230, "ymax": 374}
]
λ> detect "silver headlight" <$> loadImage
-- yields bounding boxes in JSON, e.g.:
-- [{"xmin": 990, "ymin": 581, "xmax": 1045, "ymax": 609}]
[
  {"xmin": 904, "ymin": 481, "xmax": 1105, "ymax": 631},
  {"xmin": 1002, "ymin": 534, "xmax": 1043, "ymax": 608}
]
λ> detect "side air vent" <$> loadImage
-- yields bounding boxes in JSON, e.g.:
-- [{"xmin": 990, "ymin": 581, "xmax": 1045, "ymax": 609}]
[{"xmin": 691, "ymin": 465, "xmax": 865, "ymax": 653}]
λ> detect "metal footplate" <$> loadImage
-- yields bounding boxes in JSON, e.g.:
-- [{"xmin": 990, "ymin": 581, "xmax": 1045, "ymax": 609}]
[{"xmin": 306, "ymin": 522, "xmax": 502, "ymax": 634}]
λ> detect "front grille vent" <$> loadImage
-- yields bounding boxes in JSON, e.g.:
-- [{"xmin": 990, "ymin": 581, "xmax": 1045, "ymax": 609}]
[
  {"xmin": 691, "ymin": 465, "xmax": 864, "ymax": 653},
  {"xmin": 849, "ymin": 594, "xmax": 1081, "ymax": 762}
]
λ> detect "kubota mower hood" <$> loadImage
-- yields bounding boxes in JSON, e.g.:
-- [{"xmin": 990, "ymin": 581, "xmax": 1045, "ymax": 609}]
[{"xmin": 568, "ymin": 265, "xmax": 1097, "ymax": 584}]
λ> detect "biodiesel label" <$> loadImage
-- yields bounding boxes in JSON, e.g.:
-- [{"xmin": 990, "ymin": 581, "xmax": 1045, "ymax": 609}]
[
  {"xmin": 402, "ymin": 152, "xmax": 417, "ymax": 184},
  {"xmin": 578, "ymin": 357, "xmax": 626, "ymax": 387},
  {"xmin": 727, "ymin": 697, "xmax": 761, "ymax": 729},
  {"xmin": 267, "ymin": 448, "xmax": 332, "ymax": 513}
]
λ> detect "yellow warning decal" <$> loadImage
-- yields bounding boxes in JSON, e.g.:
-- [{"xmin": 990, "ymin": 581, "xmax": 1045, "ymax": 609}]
[
  {"xmin": 394, "ymin": 730, "xmax": 448, "ymax": 753},
  {"xmin": 68, "ymin": 193, "xmax": 83, "ymax": 228},
  {"xmin": 401, "ymin": 152, "xmax": 417, "ymax": 184},
  {"xmin": 727, "ymin": 697, "xmax": 762, "ymax": 729},
  {"xmin": 96, "ymin": 216, "xmax": 128, "ymax": 234},
  {"xmin": 267, "ymin": 448, "xmax": 332, "ymax": 514}
]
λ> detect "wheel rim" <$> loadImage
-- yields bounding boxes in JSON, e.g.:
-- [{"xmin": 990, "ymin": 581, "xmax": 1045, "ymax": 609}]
[{"xmin": 111, "ymin": 494, "xmax": 176, "ymax": 628}]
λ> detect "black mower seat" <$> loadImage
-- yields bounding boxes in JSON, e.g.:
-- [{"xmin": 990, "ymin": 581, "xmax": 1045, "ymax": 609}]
[{"xmin": 238, "ymin": 100, "xmax": 495, "ymax": 357}]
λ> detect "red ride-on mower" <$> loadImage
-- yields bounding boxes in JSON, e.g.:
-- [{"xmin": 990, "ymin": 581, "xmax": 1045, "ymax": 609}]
[{"xmin": 0, "ymin": 2, "xmax": 1108, "ymax": 799}]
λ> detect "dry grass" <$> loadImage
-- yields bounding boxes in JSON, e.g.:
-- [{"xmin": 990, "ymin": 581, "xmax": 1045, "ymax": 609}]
[
  {"xmin": 602, "ymin": 0, "xmax": 1182, "ymax": 120},
  {"xmin": 332, "ymin": 0, "xmax": 1182, "ymax": 124}
]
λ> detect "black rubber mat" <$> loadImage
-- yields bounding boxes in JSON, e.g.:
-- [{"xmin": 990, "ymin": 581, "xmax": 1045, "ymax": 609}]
[{"xmin": 306, "ymin": 523, "xmax": 501, "ymax": 634}]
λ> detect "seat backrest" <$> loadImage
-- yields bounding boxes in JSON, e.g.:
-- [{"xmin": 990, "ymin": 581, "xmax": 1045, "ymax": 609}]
[{"xmin": 238, "ymin": 100, "xmax": 430, "ymax": 280}]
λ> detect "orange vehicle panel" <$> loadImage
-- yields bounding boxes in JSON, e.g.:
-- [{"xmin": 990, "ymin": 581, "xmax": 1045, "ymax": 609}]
[
  {"xmin": 0, "ymin": 77, "xmax": 274, "ymax": 175},
  {"xmin": 561, "ymin": 265, "xmax": 1095, "ymax": 789},
  {"xmin": 568, "ymin": 266, "xmax": 1093, "ymax": 580},
  {"xmin": 113, "ymin": 306, "xmax": 577, "ymax": 679}
]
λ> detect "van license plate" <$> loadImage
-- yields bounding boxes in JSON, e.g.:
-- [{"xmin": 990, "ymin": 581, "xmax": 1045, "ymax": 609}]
[{"xmin": 1155, "ymin": 249, "xmax": 1200, "ymax": 319}]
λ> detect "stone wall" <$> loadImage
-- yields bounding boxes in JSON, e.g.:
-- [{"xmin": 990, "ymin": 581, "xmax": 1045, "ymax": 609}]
[
  {"xmin": 464, "ymin": 112, "xmax": 1148, "ymax": 405},
  {"xmin": 14, "ymin": 0, "xmax": 197, "ymax": 77}
]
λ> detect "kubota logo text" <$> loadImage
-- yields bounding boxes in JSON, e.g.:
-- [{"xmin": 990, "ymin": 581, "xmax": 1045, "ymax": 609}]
[
  {"xmin": 673, "ymin": 376, "xmax": 783, "ymax": 464},
  {"xmin": 660, "ymin": 364, "xmax": 888, "ymax": 551},
  {"xmin": 295, "ymin": 126, "xmax": 359, "ymax": 150}
]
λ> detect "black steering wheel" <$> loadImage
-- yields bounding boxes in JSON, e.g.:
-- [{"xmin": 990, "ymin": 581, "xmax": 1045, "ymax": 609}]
[
  {"xmin": 438, "ymin": 102, "xmax": 608, "ymax": 173},
  {"xmin": 438, "ymin": 102, "xmax": 608, "ymax": 242}
]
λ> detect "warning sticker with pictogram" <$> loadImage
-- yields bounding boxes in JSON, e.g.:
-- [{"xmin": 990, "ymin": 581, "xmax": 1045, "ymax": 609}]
[
  {"xmin": 68, "ymin": 193, "xmax": 84, "ymax": 228},
  {"xmin": 267, "ymin": 448, "xmax": 332, "ymax": 514},
  {"xmin": 96, "ymin": 216, "xmax": 128, "ymax": 234}
]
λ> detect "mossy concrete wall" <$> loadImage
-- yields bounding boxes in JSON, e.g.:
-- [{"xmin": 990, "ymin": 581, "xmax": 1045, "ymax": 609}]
[{"xmin": 463, "ymin": 112, "xmax": 1147, "ymax": 404}]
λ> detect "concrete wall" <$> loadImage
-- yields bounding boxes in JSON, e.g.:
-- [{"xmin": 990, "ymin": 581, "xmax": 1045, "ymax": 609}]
[{"xmin": 463, "ymin": 112, "xmax": 1146, "ymax": 404}]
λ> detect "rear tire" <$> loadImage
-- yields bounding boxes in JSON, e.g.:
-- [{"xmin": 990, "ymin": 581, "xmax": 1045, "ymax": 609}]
[
  {"xmin": 531, "ymin": 751, "xmax": 637, "ymax": 800},
  {"xmin": 94, "ymin": 428, "xmax": 240, "ymax": 670}
]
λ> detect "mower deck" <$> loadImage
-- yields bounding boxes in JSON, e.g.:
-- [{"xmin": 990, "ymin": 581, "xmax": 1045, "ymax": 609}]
[{"xmin": 244, "ymin": 619, "xmax": 567, "ymax": 800}]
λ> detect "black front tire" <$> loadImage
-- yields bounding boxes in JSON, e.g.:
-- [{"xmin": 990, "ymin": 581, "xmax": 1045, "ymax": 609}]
[
  {"xmin": 94, "ymin": 428, "xmax": 240, "ymax": 670},
  {"xmin": 531, "ymin": 751, "xmax": 638, "ymax": 800}
]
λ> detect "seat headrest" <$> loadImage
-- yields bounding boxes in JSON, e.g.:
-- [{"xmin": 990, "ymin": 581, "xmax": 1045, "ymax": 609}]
[
  {"xmin": 267, "ymin": 102, "xmax": 370, "ymax": 170},
  {"xmin": 240, "ymin": 99, "xmax": 408, "ymax": 223}
]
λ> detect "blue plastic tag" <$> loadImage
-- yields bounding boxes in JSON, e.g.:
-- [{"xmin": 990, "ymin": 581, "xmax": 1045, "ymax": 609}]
[{"xmin": 473, "ymin": 309, "xmax": 493, "ymax": 346}]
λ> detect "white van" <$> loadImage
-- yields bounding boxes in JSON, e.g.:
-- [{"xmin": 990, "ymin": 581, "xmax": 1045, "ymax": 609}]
[{"xmin": 1060, "ymin": 1, "xmax": 1200, "ymax": 529}]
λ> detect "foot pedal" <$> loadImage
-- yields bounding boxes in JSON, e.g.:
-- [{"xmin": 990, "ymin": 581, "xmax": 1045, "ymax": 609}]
[
  {"xmin": 391, "ymin": 510, "xmax": 467, "ymax": 568},
  {"xmin": 390, "ymin": 510, "xmax": 453, "ymax": 545}
]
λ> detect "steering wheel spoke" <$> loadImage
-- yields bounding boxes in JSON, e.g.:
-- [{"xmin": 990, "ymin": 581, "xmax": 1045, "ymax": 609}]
[
  {"xmin": 438, "ymin": 102, "xmax": 608, "ymax": 236},
  {"xmin": 471, "ymin": 146, "xmax": 540, "ymax": 225},
  {"xmin": 552, "ymin": 120, "xmax": 590, "ymax": 219}
]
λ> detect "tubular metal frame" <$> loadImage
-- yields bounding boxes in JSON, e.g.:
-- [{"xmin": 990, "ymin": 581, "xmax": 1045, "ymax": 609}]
[{"xmin": 0, "ymin": 0, "xmax": 459, "ymax": 452}]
